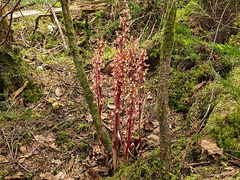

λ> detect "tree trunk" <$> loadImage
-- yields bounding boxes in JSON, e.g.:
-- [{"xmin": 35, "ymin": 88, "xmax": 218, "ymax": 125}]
[
  {"xmin": 0, "ymin": 2, "xmax": 29, "ymax": 100},
  {"xmin": 60, "ymin": 0, "xmax": 112, "ymax": 152},
  {"xmin": 157, "ymin": 0, "xmax": 177, "ymax": 178}
]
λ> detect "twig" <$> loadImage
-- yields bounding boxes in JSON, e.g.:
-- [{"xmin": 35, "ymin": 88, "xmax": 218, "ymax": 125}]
[
  {"xmin": 147, "ymin": 19, "xmax": 157, "ymax": 41},
  {"xmin": 17, "ymin": 162, "xmax": 32, "ymax": 172},
  {"xmin": 1, "ymin": 0, "xmax": 11, "ymax": 10},
  {"xmin": 45, "ymin": 118, "xmax": 74, "ymax": 134},
  {"xmin": 207, "ymin": 0, "xmax": 230, "ymax": 62},
  {"xmin": 180, "ymin": 139, "xmax": 191, "ymax": 168},
  {"xmin": 15, "ymin": 2, "xmax": 35, "ymax": 11},
  {"xmin": 48, "ymin": 3, "xmax": 67, "ymax": 50},
  {"xmin": 139, "ymin": 13, "xmax": 152, "ymax": 41},
  {"xmin": 1, "ymin": 129, "xmax": 14, "ymax": 160},
  {"xmin": 197, "ymin": 78, "xmax": 217, "ymax": 134},
  {"xmin": 9, "ymin": 81, "xmax": 28, "ymax": 99},
  {"xmin": 187, "ymin": 161, "xmax": 211, "ymax": 167},
  {"xmin": 0, "ymin": 0, "xmax": 21, "ymax": 24},
  {"xmin": 50, "ymin": 160, "xmax": 65, "ymax": 174},
  {"xmin": 224, "ymin": 152, "xmax": 240, "ymax": 161}
]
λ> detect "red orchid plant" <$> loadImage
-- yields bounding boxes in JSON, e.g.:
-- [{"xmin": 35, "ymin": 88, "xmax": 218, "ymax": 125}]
[{"xmin": 91, "ymin": 9, "xmax": 148, "ymax": 170}]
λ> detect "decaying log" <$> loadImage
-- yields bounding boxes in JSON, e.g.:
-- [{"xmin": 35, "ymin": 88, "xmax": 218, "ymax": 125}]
[{"xmin": 11, "ymin": 0, "xmax": 109, "ymax": 19}]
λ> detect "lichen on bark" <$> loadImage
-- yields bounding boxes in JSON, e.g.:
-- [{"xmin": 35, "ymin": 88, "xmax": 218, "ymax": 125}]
[{"xmin": 157, "ymin": 0, "xmax": 177, "ymax": 178}]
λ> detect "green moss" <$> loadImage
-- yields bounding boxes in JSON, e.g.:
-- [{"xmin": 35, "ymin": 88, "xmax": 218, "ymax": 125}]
[
  {"xmin": 197, "ymin": 67, "xmax": 240, "ymax": 157},
  {"xmin": 57, "ymin": 131, "xmax": 70, "ymax": 145},
  {"xmin": 207, "ymin": 104, "xmax": 240, "ymax": 156},
  {"xmin": 79, "ymin": 123, "xmax": 89, "ymax": 131},
  {"xmin": 111, "ymin": 158, "xmax": 150, "ymax": 180},
  {"xmin": 23, "ymin": 80, "xmax": 43, "ymax": 103},
  {"xmin": 0, "ymin": 50, "xmax": 29, "ymax": 100},
  {"xmin": 80, "ymin": 142, "xmax": 88, "ymax": 151},
  {"xmin": 168, "ymin": 64, "xmax": 213, "ymax": 112},
  {"xmin": 66, "ymin": 141, "xmax": 75, "ymax": 150},
  {"xmin": 0, "ymin": 169, "xmax": 8, "ymax": 179}
]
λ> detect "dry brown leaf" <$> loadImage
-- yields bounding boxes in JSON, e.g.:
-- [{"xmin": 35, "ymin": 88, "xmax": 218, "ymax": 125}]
[
  {"xmin": 5, "ymin": 172, "xmax": 24, "ymax": 179},
  {"xmin": 147, "ymin": 94, "xmax": 153, "ymax": 100},
  {"xmin": 144, "ymin": 121, "xmax": 154, "ymax": 131},
  {"xmin": 198, "ymin": 137, "xmax": 223, "ymax": 159},
  {"xmin": 55, "ymin": 87, "xmax": 65, "ymax": 97},
  {"xmin": 19, "ymin": 143, "xmax": 33, "ymax": 154},
  {"xmin": 93, "ymin": 166, "xmax": 109, "ymax": 176},
  {"xmin": 35, "ymin": 134, "xmax": 45, "ymax": 144},
  {"xmin": 39, "ymin": 172, "xmax": 54, "ymax": 180},
  {"xmin": 68, "ymin": 156, "xmax": 74, "ymax": 171},
  {"xmin": 86, "ymin": 114, "xmax": 93, "ymax": 123},
  {"xmin": 46, "ymin": 132, "xmax": 56, "ymax": 142},
  {"xmin": 107, "ymin": 104, "xmax": 115, "ymax": 110},
  {"xmin": 88, "ymin": 168, "xmax": 101, "ymax": 180},
  {"xmin": 54, "ymin": 171, "xmax": 66, "ymax": 180},
  {"xmin": 147, "ymin": 134, "xmax": 159, "ymax": 146},
  {"xmin": 101, "ymin": 113, "xmax": 108, "ymax": 120},
  {"xmin": 64, "ymin": 178, "xmax": 74, "ymax": 180},
  {"xmin": 49, "ymin": 143, "xmax": 59, "ymax": 151},
  {"xmin": 51, "ymin": 159, "xmax": 62, "ymax": 164},
  {"xmin": 152, "ymin": 121, "xmax": 159, "ymax": 127},
  {"xmin": 35, "ymin": 134, "xmax": 59, "ymax": 151},
  {"xmin": 0, "ymin": 155, "xmax": 9, "ymax": 163},
  {"xmin": 195, "ymin": 81, "xmax": 206, "ymax": 90}
]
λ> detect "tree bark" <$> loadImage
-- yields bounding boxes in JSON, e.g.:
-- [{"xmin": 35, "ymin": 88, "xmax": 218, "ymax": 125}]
[
  {"xmin": 157, "ymin": 0, "xmax": 177, "ymax": 178},
  {"xmin": 0, "ymin": 2, "xmax": 29, "ymax": 100},
  {"xmin": 60, "ymin": 0, "xmax": 112, "ymax": 152}
]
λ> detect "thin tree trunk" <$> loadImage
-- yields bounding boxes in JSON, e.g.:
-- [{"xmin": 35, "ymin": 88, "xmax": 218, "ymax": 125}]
[
  {"xmin": 60, "ymin": 0, "xmax": 112, "ymax": 152},
  {"xmin": 0, "ymin": 2, "xmax": 29, "ymax": 99},
  {"xmin": 157, "ymin": 0, "xmax": 177, "ymax": 178}
]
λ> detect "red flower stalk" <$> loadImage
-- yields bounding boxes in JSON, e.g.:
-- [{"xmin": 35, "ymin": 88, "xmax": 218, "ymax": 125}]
[{"xmin": 91, "ymin": 36, "xmax": 106, "ymax": 154}]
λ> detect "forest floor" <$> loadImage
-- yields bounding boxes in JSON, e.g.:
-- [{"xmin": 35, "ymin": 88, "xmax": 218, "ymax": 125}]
[
  {"xmin": 1, "ymin": 39, "xmax": 239, "ymax": 180},
  {"xmin": 1, "ymin": 1, "xmax": 240, "ymax": 179}
]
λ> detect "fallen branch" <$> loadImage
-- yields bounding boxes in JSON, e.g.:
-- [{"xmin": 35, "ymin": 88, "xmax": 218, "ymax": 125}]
[
  {"xmin": 49, "ymin": 3, "xmax": 67, "ymax": 50},
  {"xmin": 187, "ymin": 161, "xmax": 211, "ymax": 167},
  {"xmin": 9, "ymin": 81, "xmax": 28, "ymax": 100},
  {"xmin": 180, "ymin": 139, "xmax": 191, "ymax": 169},
  {"xmin": 197, "ymin": 78, "xmax": 217, "ymax": 134},
  {"xmin": 12, "ymin": 1, "xmax": 109, "ymax": 19}
]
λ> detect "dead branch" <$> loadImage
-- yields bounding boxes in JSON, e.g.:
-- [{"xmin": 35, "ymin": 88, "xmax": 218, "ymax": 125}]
[
  {"xmin": 180, "ymin": 139, "xmax": 191, "ymax": 169},
  {"xmin": 187, "ymin": 161, "xmax": 211, "ymax": 167},
  {"xmin": 12, "ymin": 1, "xmax": 109, "ymax": 19},
  {"xmin": 49, "ymin": 3, "xmax": 67, "ymax": 50},
  {"xmin": 197, "ymin": 78, "xmax": 217, "ymax": 134},
  {"xmin": 9, "ymin": 81, "xmax": 29, "ymax": 100},
  {"xmin": 0, "ymin": 0, "xmax": 21, "ymax": 24}
]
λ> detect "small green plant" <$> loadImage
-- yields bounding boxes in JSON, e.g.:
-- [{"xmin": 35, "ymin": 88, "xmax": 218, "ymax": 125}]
[
  {"xmin": 66, "ymin": 141, "xmax": 75, "ymax": 150},
  {"xmin": 0, "ymin": 169, "xmax": 8, "ymax": 179},
  {"xmin": 80, "ymin": 142, "xmax": 88, "ymax": 151},
  {"xmin": 79, "ymin": 124, "xmax": 89, "ymax": 131},
  {"xmin": 23, "ymin": 80, "xmax": 43, "ymax": 103},
  {"xmin": 25, "ymin": 173, "xmax": 33, "ymax": 180},
  {"xmin": 57, "ymin": 131, "xmax": 70, "ymax": 145}
]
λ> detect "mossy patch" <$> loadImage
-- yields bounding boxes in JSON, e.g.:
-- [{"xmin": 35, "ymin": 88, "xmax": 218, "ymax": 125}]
[
  {"xmin": 23, "ymin": 80, "xmax": 43, "ymax": 103},
  {"xmin": 191, "ymin": 67, "xmax": 240, "ymax": 157},
  {"xmin": 108, "ymin": 158, "xmax": 151, "ymax": 180}
]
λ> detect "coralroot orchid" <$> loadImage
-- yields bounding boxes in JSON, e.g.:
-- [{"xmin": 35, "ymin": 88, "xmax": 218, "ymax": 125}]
[
  {"xmin": 91, "ymin": 36, "xmax": 106, "ymax": 154},
  {"xmin": 91, "ymin": 9, "xmax": 148, "ymax": 170}
]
